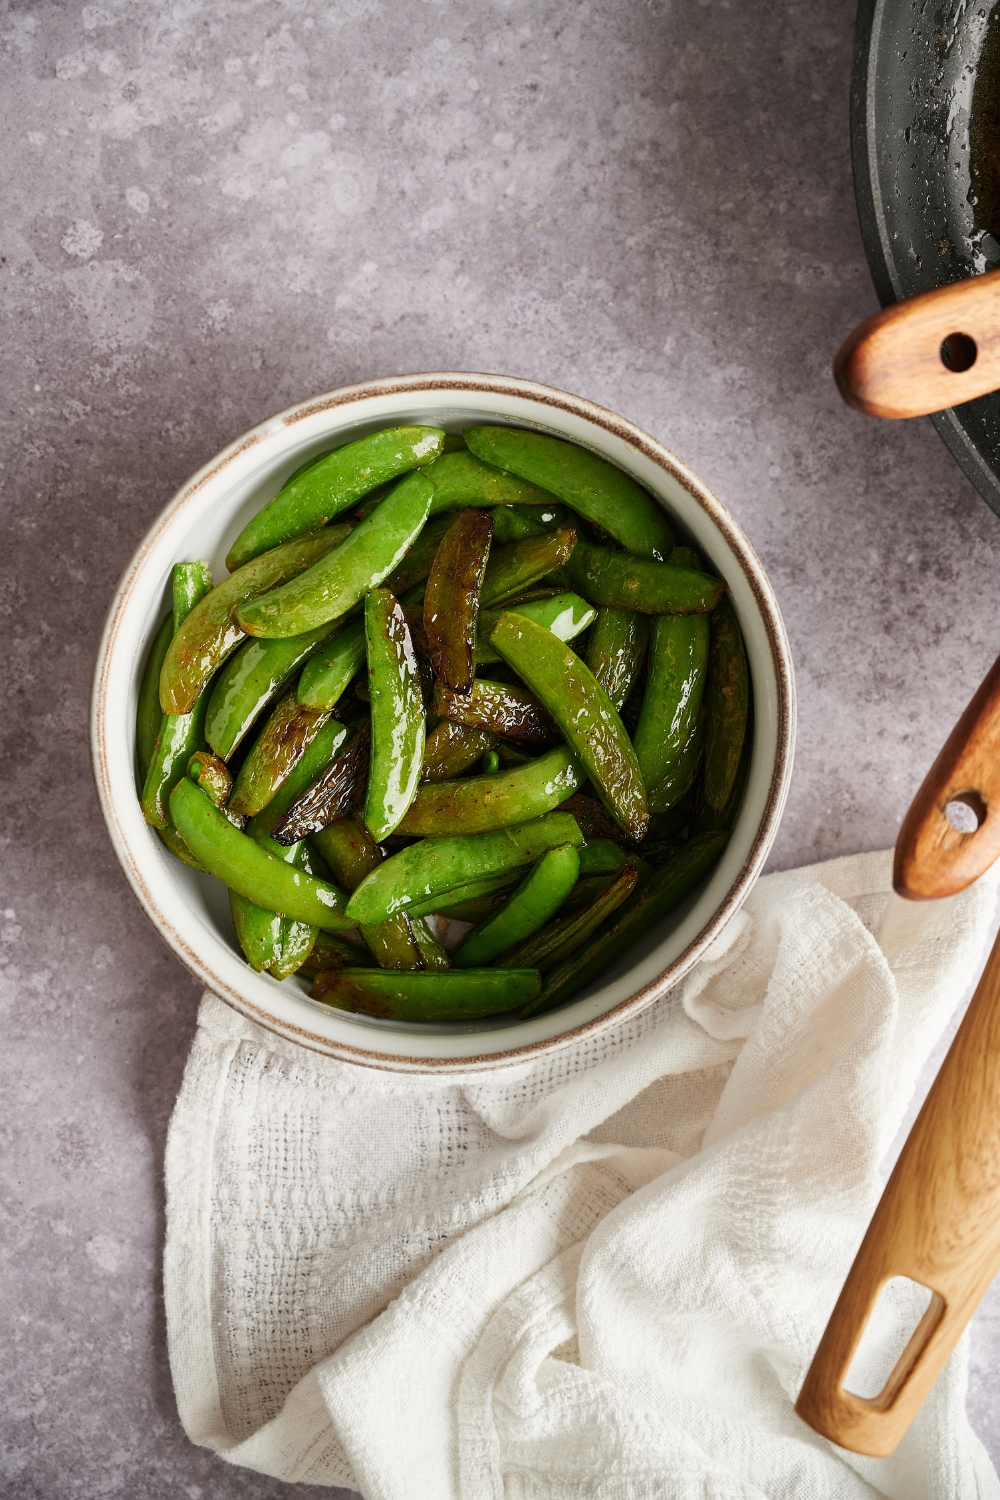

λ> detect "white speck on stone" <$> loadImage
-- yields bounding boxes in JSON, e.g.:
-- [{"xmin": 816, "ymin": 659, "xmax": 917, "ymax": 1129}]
[
  {"xmin": 125, "ymin": 187, "xmax": 149, "ymax": 214},
  {"xmin": 27, "ymin": 131, "xmax": 46, "ymax": 146},
  {"xmin": 329, "ymin": 112, "xmax": 346, "ymax": 131},
  {"xmin": 224, "ymin": 57, "xmax": 243, "ymax": 75},
  {"xmin": 61, "ymin": 219, "xmax": 103, "ymax": 259},
  {"xmin": 85, "ymin": 1235, "xmax": 124, "ymax": 1275},
  {"xmin": 92, "ymin": 944, "xmax": 113, "ymax": 969},
  {"xmin": 3, "ymin": 909, "xmax": 15, "ymax": 919},
  {"xmin": 55, "ymin": 51, "xmax": 88, "ymax": 80}
]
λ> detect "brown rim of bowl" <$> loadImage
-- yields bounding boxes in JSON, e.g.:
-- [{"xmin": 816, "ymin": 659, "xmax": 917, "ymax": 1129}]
[{"xmin": 91, "ymin": 371, "xmax": 794, "ymax": 1074}]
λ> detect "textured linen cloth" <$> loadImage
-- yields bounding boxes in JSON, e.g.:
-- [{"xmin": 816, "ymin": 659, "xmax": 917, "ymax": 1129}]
[{"xmin": 165, "ymin": 849, "xmax": 1000, "ymax": 1499}]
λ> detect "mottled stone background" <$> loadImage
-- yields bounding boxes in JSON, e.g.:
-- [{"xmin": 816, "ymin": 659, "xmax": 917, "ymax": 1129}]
[{"xmin": 3, "ymin": 0, "xmax": 1000, "ymax": 1494}]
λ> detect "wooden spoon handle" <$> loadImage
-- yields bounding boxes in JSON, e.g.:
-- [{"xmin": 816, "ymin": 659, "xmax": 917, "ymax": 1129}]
[
  {"xmin": 834, "ymin": 269, "xmax": 1000, "ymax": 419},
  {"xmin": 894, "ymin": 649, "xmax": 1000, "ymax": 900},
  {"xmin": 795, "ymin": 928, "xmax": 1000, "ymax": 1456}
]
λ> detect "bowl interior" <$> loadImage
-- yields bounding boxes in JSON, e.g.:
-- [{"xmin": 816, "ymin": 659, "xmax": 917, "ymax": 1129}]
[{"xmin": 93, "ymin": 376, "xmax": 793, "ymax": 1070}]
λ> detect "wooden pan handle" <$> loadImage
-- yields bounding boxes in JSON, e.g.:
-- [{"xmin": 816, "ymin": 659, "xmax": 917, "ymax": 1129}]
[
  {"xmin": 894, "ymin": 649, "xmax": 1000, "ymax": 900},
  {"xmin": 834, "ymin": 269, "xmax": 1000, "ymax": 419},
  {"xmin": 795, "ymin": 930, "xmax": 1000, "ymax": 1455}
]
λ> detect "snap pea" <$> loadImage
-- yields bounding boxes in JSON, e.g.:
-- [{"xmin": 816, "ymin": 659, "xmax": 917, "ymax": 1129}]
[
  {"xmin": 250, "ymin": 718, "xmax": 350, "ymax": 848},
  {"xmin": 633, "ymin": 615, "xmax": 710, "ymax": 792},
  {"xmin": 586, "ymin": 608, "xmax": 648, "ymax": 712},
  {"xmin": 452, "ymin": 844, "xmax": 580, "ymax": 967},
  {"xmin": 423, "ymin": 449, "xmax": 557, "ymax": 515},
  {"xmin": 577, "ymin": 839, "xmax": 636, "ymax": 876},
  {"xmin": 648, "ymin": 714, "xmax": 704, "ymax": 814},
  {"xmin": 566, "ymin": 542, "xmax": 726, "ymax": 615},
  {"xmin": 409, "ymin": 869, "xmax": 520, "ymax": 920},
  {"xmin": 482, "ymin": 750, "xmax": 501, "ymax": 775},
  {"xmin": 700, "ymin": 595, "xmax": 750, "ymax": 819},
  {"xmin": 345, "ymin": 811, "xmax": 584, "ymax": 925},
  {"xmin": 475, "ymin": 592, "xmax": 596, "ymax": 665},
  {"xmin": 136, "ymin": 613, "xmax": 173, "ymax": 780},
  {"xmin": 206, "ymin": 621, "xmax": 337, "ymax": 759},
  {"xmin": 558, "ymin": 793, "xmax": 629, "ymax": 841},
  {"xmin": 299, "ymin": 932, "xmax": 375, "ymax": 978},
  {"xmin": 423, "ymin": 508, "xmax": 493, "ymax": 693},
  {"xmin": 434, "ymin": 885, "xmax": 514, "ymax": 924},
  {"xmin": 157, "ymin": 822, "xmax": 205, "ymax": 872},
  {"xmin": 226, "ymin": 426, "xmax": 444, "ymax": 571},
  {"xmin": 160, "ymin": 527, "xmax": 351, "ymax": 714},
  {"xmin": 272, "ymin": 725, "xmax": 369, "ymax": 844},
  {"xmin": 295, "ymin": 617, "xmax": 366, "ymax": 712},
  {"xmin": 170, "ymin": 777, "xmax": 356, "ymax": 928},
  {"xmin": 434, "ymin": 678, "xmax": 556, "ymax": 745},
  {"xmin": 237, "ymin": 472, "xmax": 434, "ymax": 639},
  {"xmin": 488, "ymin": 613, "xmax": 649, "ymax": 841},
  {"xmin": 669, "ymin": 544, "xmax": 702, "ymax": 571},
  {"xmin": 411, "ymin": 918, "xmax": 450, "ymax": 970},
  {"xmin": 501, "ymin": 862, "xmax": 638, "ymax": 974},
  {"xmin": 229, "ymin": 689, "xmax": 332, "ymax": 817},
  {"xmin": 522, "ymin": 831, "xmax": 728, "ymax": 1017},
  {"xmin": 172, "ymin": 561, "xmax": 213, "ymax": 633},
  {"xmin": 397, "ymin": 745, "xmax": 585, "ymax": 837},
  {"xmin": 420, "ymin": 720, "xmax": 497, "ymax": 782},
  {"xmin": 490, "ymin": 507, "xmax": 545, "ymax": 544},
  {"xmin": 187, "ymin": 750, "xmax": 239, "ymax": 821},
  {"xmin": 464, "ymin": 426, "xmax": 674, "ymax": 561},
  {"xmin": 381, "ymin": 514, "xmax": 452, "ymax": 596},
  {"xmin": 364, "ymin": 589, "xmax": 425, "ymax": 841},
  {"xmin": 311, "ymin": 967, "xmax": 540, "ymax": 1022},
  {"xmin": 441, "ymin": 434, "xmax": 467, "ymax": 452},
  {"xmin": 309, "ymin": 814, "xmax": 430, "ymax": 971},
  {"xmin": 480, "ymin": 526, "xmax": 578, "ymax": 608}
]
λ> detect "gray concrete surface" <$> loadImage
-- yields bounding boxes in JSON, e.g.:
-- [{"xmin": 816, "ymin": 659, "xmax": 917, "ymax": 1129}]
[{"xmin": 3, "ymin": 0, "xmax": 1000, "ymax": 1493}]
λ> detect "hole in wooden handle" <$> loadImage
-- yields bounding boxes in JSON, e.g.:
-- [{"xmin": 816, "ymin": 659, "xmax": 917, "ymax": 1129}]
[
  {"xmin": 843, "ymin": 1280, "xmax": 946, "ymax": 1414},
  {"xmin": 944, "ymin": 790, "xmax": 988, "ymax": 833},
  {"xmin": 940, "ymin": 333, "xmax": 978, "ymax": 373}
]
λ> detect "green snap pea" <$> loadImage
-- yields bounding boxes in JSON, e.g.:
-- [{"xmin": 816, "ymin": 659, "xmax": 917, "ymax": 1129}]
[
  {"xmin": 488, "ymin": 613, "xmax": 649, "ymax": 841},
  {"xmin": 359, "ymin": 914, "xmax": 424, "ymax": 970},
  {"xmin": 648, "ymin": 714, "xmax": 704, "ymax": 814},
  {"xmin": 172, "ymin": 561, "xmax": 214, "ymax": 633},
  {"xmin": 160, "ymin": 527, "xmax": 351, "ymax": 714},
  {"xmin": 452, "ymin": 844, "xmax": 581, "ymax": 967},
  {"xmin": 228, "ymin": 689, "xmax": 333, "ymax": 818},
  {"xmin": 700, "ymin": 596, "xmax": 750, "ymax": 819},
  {"xmin": 364, "ymin": 589, "xmax": 425, "ymax": 841},
  {"xmin": 226, "ymin": 426, "xmax": 445, "ymax": 571},
  {"xmin": 434, "ymin": 678, "xmax": 556, "ymax": 745},
  {"xmin": 206, "ymin": 622, "xmax": 338, "ymax": 759},
  {"xmin": 489, "ymin": 507, "xmax": 546, "ymax": 544},
  {"xmin": 397, "ymin": 745, "xmax": 586, "ymax": 837},
  {"xmin": 522, "ymin": 831, "xmax": 729, "ymax": 1017},
  {"xmin": 577, "ymin": 839, "xmax": 636, "ymax": 876},
  {"xmin": 411, "ymin": 918, "xmax": 450, "ymax": 970},
  {"xmin": 566, "ymin": 542, "xmax": 726, "ymax": 616},
  {"xmin": 170, "ymin": 777, "xmax": 356, "ymax": 927},
  {"xmin": 295, "ymin": 617, "xmax": 366, "ymax": 711},
  {"xmin": 157, "ymin": 822, "xmax": 205, "ymax": 871},
  {"xmin": 480, "ymin": 526, "xmax": 578, "ymax": 608},
  {"xmin": 136, "ymin": 613, "xmax": 173, "ymax": 781},
  {"xmin": 423, "ymin": 449, "xmax": 557, "ymax": 515},
  {"xmin": 502, "ymin": 861, "xmax": 638, "ymax": 976},
  {"xmin": 423, "ymin": 508, "xmax": 493, "ymax": 693},
  {"xmin": 421, "ymin": 720, "xmax": 497, "ymax": 782},
  {"xmin": 237, "ymin": 472, "xmax": 434, "ymax": 639},
  {"xmin": 299, "ymin": 933, "xmax": 375, "ymax": 978},
  {"xmin": 345, "ymin": 811, "xmax": 584, "ymax": 925},
  {"xmin": 381, "ymin": 514, "xmax": 452, "ymax": 596},
  {"xmin": 434, "ymin": 886, "xmax": 513, "ymax": 923},
  {"xmin": 586, "ymin": 608, "xmax": 649, "ymax": 712},
  {"xmin": 475, "ymin": 592, "xmax": 596, "ymax": 665},
  {"xmin": 482, "ymin": 750, "xmax": 501, "ymax": 775},
  {"xmin": 464, "ymin": 426, "xmax": 675, "ymax": 561},
  {"xmin": 633, "ymin": 615, "xmax": 709, "ymax": 792},
  {"xmin": 669, "ymin": 544, "xmax": 703, "ymax": 571},
  {"xmin": 311, "ymin": 966, "xmax": 540, "ymax": 1022},
  {"xmin": 411, "ymin": 869, "xmax": 520, "ymax": 920}
]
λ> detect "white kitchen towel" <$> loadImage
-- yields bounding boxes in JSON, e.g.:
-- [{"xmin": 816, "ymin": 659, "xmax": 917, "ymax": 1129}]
[{"xmin": 164, "ymin": 848, "xmax": 1000, "ymax": 1499}]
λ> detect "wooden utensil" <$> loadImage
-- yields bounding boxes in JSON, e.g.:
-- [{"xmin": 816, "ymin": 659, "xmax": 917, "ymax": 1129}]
[
  {"xmin": 834, "ymin": 268, "xmax": 1000, "ymax": 419},
  {"xmin": 795, "ymin": 649, "xmax": 1000, "ymax": 1456}
]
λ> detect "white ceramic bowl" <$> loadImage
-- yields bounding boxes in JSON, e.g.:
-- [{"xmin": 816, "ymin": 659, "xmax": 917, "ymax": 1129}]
[{"xmin": 92, "ymin": 373, "xmax": 794, "ymax": 1072}]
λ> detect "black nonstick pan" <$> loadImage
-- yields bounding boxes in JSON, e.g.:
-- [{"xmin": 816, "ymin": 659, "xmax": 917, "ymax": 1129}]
[{"xmin": 853, "ymin": 0, "xmax": 1000, "ymax": 513}]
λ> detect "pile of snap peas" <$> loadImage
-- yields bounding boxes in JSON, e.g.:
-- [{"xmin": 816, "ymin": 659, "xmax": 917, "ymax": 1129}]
[{"xmin": 136, "ymin": 423, "xmax": 750, "ymax": 1026}]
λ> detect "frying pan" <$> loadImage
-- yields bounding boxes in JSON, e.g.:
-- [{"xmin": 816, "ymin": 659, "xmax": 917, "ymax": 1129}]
[{"xmin": 849, "ymin": 0, "xmax": 1000, "ymax": 509}]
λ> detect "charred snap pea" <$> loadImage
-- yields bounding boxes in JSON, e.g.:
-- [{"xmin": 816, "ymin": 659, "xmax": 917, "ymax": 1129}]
[
  {"xmin": 397, "ymin": 745, "xmax": 585, "ymax": 838},
  {"xmin": 480, "ymin": 526, "xmax": 577, "ymax": 608},
  {"xmin": 311, "ymin": 966, "xmax": 540, "ymax": 1021},
  {"xmin": 464, "ymin": 427, "xmax": 675, "ymax": 561},
  {"xmin": 420, "ymin": 720, "xmax": 497, "ymax": 782},
  {"xmin": 136, "ymin": 613, "xmax": 173, "ymax": 780},
  {"xmin": 160, "ymin": 527, "xmax": 351, "ymax": 714},
  {"xmin": 452, "ymin": 844, "xmax": 580, "ymax": 967},
  {"xmin": 187, "ymin": 750, "xmax": 239, "ymax": 819},
  {"xmin": 586, "ymin": 609, "xmax": 648, "ymax": 712},
  {"xmin": 140, "ymin": 560, "xmax": 217, "ymax": 829},
  {"xmin": 364, "ymin": 589, "xmax": 425, "ymax": 841},
  {"xmin": 559, "ymin": 793, "xmax": 629, "ymax": 841},
  {"xmin": 237, "ymin": 472, "xmax": 434, "ymax": 639},
  {"xmin": 423, "ymin": 508, "xmax": 493, "ymax": 693},
  {"xmin": 172, "ymin": 561, "xmax": 213, "ymax": 632},
  {"xmin": 381, "ymin": 514, "xmax": 452, "ymax": 596},
  {"xmin": 272, "ymin": 724, "xmax": 369, "ymax": 845},
  {"xmin": 633, "ymin": 615, "xmax": 709, "ymax": 793},
  {"xmin": 295, "ymin": 616, "xmax": 366, "ymax": 712},
  {"xmin": 299, "ymin": 932, "xmax": 375, "ymax": 978},
  {"xmin": 501, "ymin": 862, "xmax": 638, "ymax": 975},
  {"xmin": 523, "ymin": 831, "xmax": 728, "ymax": 1018},
  {"xmin": 309, "ymin": 814, "xmax": 428, "ymax": 971},
  {"xmin": 423, "ymin": 449, "xmax": 557, "ymax": 514},
  {"xmin": 700, "ymin": 596, "xmax": 750, "ymax": 820},
  {"xmin": 226, "ymin": 426, "xmax": 444, "ymax": 571},
  {"xmin": 345, "ymin": 811, "xmax": 584, "ymax": 925},
  {"xmin": 567, "ymin": 542, "xmax": 726, "ymax": 616},
  {"xmin": 475, "ymin": 592, "xmax": 596, "ymax": 665},
  {"xmin": 170, "ymin": 777, "xmax": 356, "ymax": 928},
  {"xmin": 206, "ymin": 622, "xmax": 337, "ymax": 760},
  {"xmin": 489, "ymin": 614, "xmax": 649, "ymax": 841},
  {"xmin": 229, "ymin": 689, "xmax": 332, "ymax": 817},
  {"xmin": 435, "ymin": 678, "xmax": 556, "ymax": 745}
]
